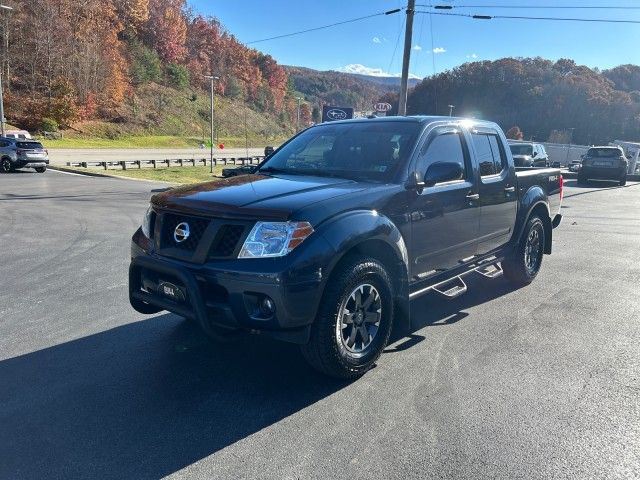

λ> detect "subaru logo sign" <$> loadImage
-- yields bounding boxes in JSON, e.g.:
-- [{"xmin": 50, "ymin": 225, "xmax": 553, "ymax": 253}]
[
  {"xmin": 327, "ymin": 109, "xmax": 347, "ymax": 120},
  {"xmin": 174, "ymin": 222, "xmax": 190, "ymax": 243},
  {"xmin": 322, "ymin": 105, "xmax": 354, "ymax": 123}
]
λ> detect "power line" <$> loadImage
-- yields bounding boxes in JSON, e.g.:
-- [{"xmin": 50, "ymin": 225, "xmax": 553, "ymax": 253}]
[
  {"xmin": 416, "ymin": 4, "xmax": 640, "ymax": 9},
  {"xmin": 246, "ymin": 8, "xmax": 403, "ymax": 44},
  {"xmin": 415, "ymin": 11, "xmax": 640, "ymax": 24},
  {"xmin": 387, "ymin": 14, "xmax": 406, "ymax": 74}
]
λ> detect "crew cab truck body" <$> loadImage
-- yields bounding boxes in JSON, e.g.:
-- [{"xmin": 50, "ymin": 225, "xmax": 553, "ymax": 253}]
[{"xmin": 130, "ymin": 116, "xmax": 563, "ymax": 378}]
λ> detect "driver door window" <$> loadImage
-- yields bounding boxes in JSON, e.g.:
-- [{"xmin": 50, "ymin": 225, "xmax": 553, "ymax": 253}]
[{"xmin": 416, "ymin": 132, "xmax": 468, "ymax": 182}]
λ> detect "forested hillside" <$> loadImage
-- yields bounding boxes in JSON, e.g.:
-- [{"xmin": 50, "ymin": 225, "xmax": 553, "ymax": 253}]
[
  {"xmin": 285, "ymin": 66, "xmax": 418, "ymax": 115},
  {"xmin": 388, "ymin": 58, "xmax": 640, "ymax": 145},
  {"xmin": 5, "ymin": 0, "xmax": 302, "ymax": 139}
]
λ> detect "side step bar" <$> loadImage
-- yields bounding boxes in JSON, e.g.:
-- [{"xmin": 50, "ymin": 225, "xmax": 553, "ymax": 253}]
[
  {"xmin": 432, "ymin": 276, "xmax": 467, "ymax": 299},
  {"xmin": 409, "ymin": 261, "xmax": 503, "ymax": 300},
  {"xmin": 475, "ymin": 263, "xmax": 503, "ymax": 279}
]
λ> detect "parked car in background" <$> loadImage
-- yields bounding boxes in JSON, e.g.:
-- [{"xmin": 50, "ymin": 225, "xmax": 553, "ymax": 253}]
[
  {"xmin": 3, "ymin": 129, "xmax": 32, "ymax": 140},
  {"xmin": 221, "ymin": 164, "xmax": 257, "ymax": 177},
  {"xmin": 0, "ymin": 138, "xmax": 49, "ymax": 173},
  {"xmin": 508, "ymin": 142, "xmax": 549, "ymax": 167},
  {"xmin": 569, "ymin": 160, "xmax": 582, "ymax": 172},
  {"xmin": 578, "ymin": 146, "xmax": 628, "ymax": 186}
]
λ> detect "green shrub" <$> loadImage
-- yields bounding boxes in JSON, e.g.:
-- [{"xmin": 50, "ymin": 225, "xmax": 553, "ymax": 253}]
[
  {"xmin": 40, "ymin": 117, "xmax": 59, "ymax": 132},
  {"xmin": 166, "ymin": 64, "xmax": 190, "ymax": 89},
  {"xmin": 129, "ymin": 38, "xmax": 162, "ymax": 85}
]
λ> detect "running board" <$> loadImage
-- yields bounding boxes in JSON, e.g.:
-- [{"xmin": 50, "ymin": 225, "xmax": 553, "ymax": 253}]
[
  {"xmin": 432, "ymin": 276, "xmax": 467, "ymax": 299},
  {"xmin": 474, "ymin": 263, "xmax": 503, "ymax": 279}
]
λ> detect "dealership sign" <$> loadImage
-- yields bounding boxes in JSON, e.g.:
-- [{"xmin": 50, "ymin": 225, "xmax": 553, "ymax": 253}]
[
  {"xmin": 374, "ymin": 102, "xmax": 392, "ymax": 112},
  {"xmin": 322, "ymin": 106, "xmax": 354, "ymax": 122}
]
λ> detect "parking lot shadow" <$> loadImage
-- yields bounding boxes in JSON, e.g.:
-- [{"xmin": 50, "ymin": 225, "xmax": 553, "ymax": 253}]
[
  {"xmin": 0, "ymin": 315, "xmax": 350, "ymax": 479},
  {"xmin": 0, "ymin": 276, "xmax": 519, "ymax": 479},
  {"xmin": 407, "ymin": 274, "xmax": 519, "ymax": 332}
]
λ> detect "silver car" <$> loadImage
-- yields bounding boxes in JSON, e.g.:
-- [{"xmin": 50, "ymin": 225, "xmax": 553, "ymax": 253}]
[{"xmin": 0, "ymin": 137, "xmax": 49, "ymax": 173}]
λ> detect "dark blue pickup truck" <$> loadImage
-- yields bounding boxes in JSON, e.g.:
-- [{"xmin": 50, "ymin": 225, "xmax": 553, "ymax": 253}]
[{"xmin": 129, "ymin": 116, "xmax": 563, "ymax": 378}]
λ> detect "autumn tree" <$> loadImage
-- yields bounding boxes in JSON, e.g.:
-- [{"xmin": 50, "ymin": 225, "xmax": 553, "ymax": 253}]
[
  {"xmin": 146, "ymin": 0, "xmax": 187, "ymax": 63},
  {"xmin": 506, "ymin": 126, "xmax": 524, "ymax": 140}
]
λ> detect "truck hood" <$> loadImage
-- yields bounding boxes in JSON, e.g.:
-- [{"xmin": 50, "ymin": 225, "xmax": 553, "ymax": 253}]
[{"xmin": 151, "ymin": 173, "xmax": 368, "ymax": 220}]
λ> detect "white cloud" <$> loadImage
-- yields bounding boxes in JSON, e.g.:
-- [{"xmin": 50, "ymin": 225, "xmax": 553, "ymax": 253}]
[
  {"xmin": 432, "ymin": 47, "xmax": 446, "ymax": 54},
  {"xmin": 466, "ymin": 53, "xmax": 478, "ymax": 59},
  {"xmin": 372, "ymin": 36, "xmax": 382, "ymax": 44},
  {"xmin": 413, "ymin": 44, "xmax": 422, "ymax": 51},
  {"xmin": 338, "ymin": 64, "xmax": 420, "ymax": 79}
]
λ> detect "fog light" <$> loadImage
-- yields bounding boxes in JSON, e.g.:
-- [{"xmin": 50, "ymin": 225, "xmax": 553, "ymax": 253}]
[{"xmin": 260, "ymin": 296, "xmax": 276, "ymax": 316}]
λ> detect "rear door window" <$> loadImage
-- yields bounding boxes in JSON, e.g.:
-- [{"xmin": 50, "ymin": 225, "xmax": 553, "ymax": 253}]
[{"xmin": 473, "ymin": 133, "xmax": 506, "ymax": 176}]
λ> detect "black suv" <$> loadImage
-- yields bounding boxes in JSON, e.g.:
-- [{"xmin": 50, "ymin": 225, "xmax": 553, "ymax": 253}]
[
  {"xmin": 578, "ymin": 146, "xmax": 628, "ymax": 186},
  {"xmin": 0, "ymin": 138, "xmax": 49, "ymax": 173}
]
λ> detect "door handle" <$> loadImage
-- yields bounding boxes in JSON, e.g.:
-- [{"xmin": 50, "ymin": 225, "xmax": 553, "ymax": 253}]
[
  {"xmin": 504, "ymin": 186, "xmax": 516, "ymax": 193},
  {"xmin": 466, "ymin": 193, "xmax": 480, "ymax": 201}
]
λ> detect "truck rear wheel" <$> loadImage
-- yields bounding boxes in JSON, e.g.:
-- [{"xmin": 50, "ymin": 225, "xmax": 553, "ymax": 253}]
[
  {"xmin": 620, "ymin": 174, "xmax": 627, "ymax": 186},
  {"xmin": 503, "ymin": 215, "xmax": 545, "ymax": 286},
  {"xmin": 301, "ymin": 255, "xmax": 394, "ymax": 379}
]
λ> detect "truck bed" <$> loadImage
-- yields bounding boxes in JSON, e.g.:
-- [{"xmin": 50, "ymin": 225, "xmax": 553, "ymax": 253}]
[{"xmin": 515, "ymin": 167, "xmax": 563, "ymax": 218}]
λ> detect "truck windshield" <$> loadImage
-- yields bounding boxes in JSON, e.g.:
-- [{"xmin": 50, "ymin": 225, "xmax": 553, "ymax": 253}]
[
  {"xmin": 509, "ymin": 144, "xmax": 533, "ymax": 156},
  {"xmin": 259, "ymin": 121, "xmax": 422, "ymax": 182}
]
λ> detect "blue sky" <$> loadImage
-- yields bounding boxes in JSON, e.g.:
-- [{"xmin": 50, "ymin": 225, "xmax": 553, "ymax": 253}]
[{"xmin": 189, "ymin": 1, "xmax": 640, "ymax": 78}]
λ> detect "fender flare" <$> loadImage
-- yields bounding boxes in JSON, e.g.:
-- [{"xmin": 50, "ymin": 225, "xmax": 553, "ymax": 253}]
[
  {"xmin": 317, "ymin": 210, "xmax": 411, "ymax": 333},
  {"xmin": 512, "ymin": 186, "xmax": 553, "ymax": 254}
]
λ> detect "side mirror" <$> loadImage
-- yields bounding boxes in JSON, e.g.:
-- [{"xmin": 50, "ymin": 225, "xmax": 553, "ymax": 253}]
[
  {"xmin": 424, "ymin": 162, "xmax": 464, "ymax": 187},
  {"xmin": 532, "ymin": 151, "xmax": 538, "ymax": 157}
]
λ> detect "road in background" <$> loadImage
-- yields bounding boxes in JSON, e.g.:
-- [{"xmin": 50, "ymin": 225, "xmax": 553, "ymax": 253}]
[
  {"xmin": 0, "ymin": 171, "xmax": 639, "ymax": 479},
  {"xmin": 47, "ymin": 147, "xmax": 266, "ymax": 165}
]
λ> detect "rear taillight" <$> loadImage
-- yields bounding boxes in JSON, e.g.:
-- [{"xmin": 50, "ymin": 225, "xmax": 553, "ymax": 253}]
[{"xmin": 559, "ymin": 174, "xmax": 564, "ymax": 201}]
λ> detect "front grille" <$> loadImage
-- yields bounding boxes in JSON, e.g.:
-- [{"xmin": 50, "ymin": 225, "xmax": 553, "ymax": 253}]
[
  {"xmin": 160, "ymin": 213, "xmax": 210, "ymax": 251},
  {"xmin": 209, "ymin": 225, "xmax": 245, "ymax": 258}
]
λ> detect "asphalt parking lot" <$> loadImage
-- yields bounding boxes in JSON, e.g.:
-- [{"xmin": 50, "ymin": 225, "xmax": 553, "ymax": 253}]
[{"xmin": 1, "ymin": 170, "xmax": 639, "ymax": 479}]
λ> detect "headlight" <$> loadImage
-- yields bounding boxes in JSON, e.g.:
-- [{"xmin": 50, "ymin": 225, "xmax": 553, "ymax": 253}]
[
  {"xmin": 238, "ymin": 221, "xmax": 314, "ymax": 258},
  {"xmin": 141, "ymin": 206, "xmax": 153, "ymax": 238}
]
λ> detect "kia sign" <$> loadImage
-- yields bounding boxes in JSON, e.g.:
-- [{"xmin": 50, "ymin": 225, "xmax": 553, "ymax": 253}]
[
  {"xmin": 374, "ymin": 102, "xmax": 392, "ymax": 112},
  {"xmin": 322, "ymin": 106, "xmax": 354, "ymax": 123}
]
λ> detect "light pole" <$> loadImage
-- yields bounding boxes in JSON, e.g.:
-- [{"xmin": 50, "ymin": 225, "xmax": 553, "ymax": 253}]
[
  {"xmin": 204, "ymin": 75, "xmax": 219, "ymax": 173},
  {"xmin": 0, "ymin": 4, "xmax": 12, "ymax": 138},
  {"xmin": 296, "ymin": 97, "xmax": 302, "ymax": 131},
  {"xmin": 448, "ymin": 104, "xmax": 455, "ymax": 117}
]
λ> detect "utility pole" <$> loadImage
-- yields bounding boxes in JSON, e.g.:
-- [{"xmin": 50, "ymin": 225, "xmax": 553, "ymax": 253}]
[
  {"xmin": 398, "ymin": 0, "xmax": 415, "ymax": 116},
  {"xmin": 0, "ymin": 71, "xmax": 4, "ymax": 136},
  {"xmin": 1, "ymin": 5, "xmax": 12, "ymax": 94},
  {"xmin": 448, "ymin": 104, "xmax": 455, "ymax": 117},
  {"xmin": 204, "ymin": 75, "xmax": 219, "ymax": 173}
]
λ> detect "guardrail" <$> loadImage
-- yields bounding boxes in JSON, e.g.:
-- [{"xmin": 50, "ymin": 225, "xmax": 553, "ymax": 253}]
[{"xmin": 66, "ymin": 157, "xmax": 265, "ymax": 170}]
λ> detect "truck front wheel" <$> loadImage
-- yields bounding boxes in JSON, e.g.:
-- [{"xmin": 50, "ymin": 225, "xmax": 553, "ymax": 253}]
[
  {"xmin": 503, "ymin": 215, "xmax": 545, "ymax": 286},
  {"xmin": 301, "ymin": 255, "xmax": 394, "ymax": 379}
]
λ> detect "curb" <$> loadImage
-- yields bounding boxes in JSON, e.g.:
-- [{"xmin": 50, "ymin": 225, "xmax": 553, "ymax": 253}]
[{"xmin": 48, "ymin": 165, "xmax": 178, "ymax": 185}]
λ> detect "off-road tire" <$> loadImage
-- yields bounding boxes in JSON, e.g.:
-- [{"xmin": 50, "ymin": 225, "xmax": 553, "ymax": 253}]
[
  {"xmin": 35, "ymin": 166, "xmax": 47, "ymax": 173},
  {"xmin": 301, "ymin": 255, "xmax": 394, "ymax": 379},
  {"xmin": 620, "ymin": 175, "xmax": 627, "ymax": 186},
  {"xmin": 503, "ymin": 215, "xmax": 546, "ymax": 287}
]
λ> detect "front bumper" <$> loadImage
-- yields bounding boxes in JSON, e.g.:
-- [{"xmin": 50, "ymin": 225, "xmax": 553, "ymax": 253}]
[
  {"xmin": 580, "ymin": 166, "xmax": 626, "ymax": 180},
  {"xmin": 129, "ymin": 235, "xmax": 326, "ymax": 344}
]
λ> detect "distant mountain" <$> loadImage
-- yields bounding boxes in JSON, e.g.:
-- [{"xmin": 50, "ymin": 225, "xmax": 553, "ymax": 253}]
[
  {"xmin": 284, "ymin": 66, "xmax": 419, "ymax": 111},
  {"xmin": 347, "ymin": 73, "xmax": 420, "ymax": 89}
]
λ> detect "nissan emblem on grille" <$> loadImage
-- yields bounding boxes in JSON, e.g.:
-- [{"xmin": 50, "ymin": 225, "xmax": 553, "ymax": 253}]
[{"xmin": 173, "ymin": 222, "xmax": 190, "ymax": 243}]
